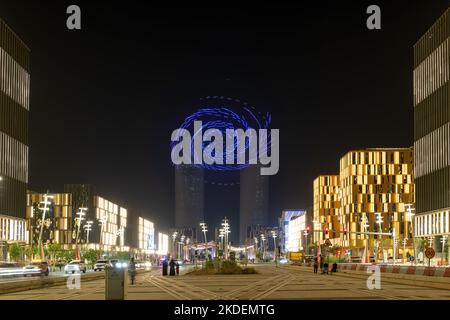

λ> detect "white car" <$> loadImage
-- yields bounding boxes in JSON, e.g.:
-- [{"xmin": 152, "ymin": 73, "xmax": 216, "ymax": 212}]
[
  {"xmin": 64, "ymin": 260, "xmax": 86, "ymax": 274},
  {"xmin": 93, "ymin": 260, "xmax": 111, "ymax": 271}
]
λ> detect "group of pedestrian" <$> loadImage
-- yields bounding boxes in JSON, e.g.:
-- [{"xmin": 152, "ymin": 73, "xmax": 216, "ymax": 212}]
[
  {"xmin": 162, "ymin": 259, "xmax": 179, "ymax": 276},
  {"xmin": 313, "ymin": 256, "xmax": 338, "ymax": 275}
]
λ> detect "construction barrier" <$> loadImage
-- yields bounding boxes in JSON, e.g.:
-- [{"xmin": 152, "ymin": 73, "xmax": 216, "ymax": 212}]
[{"xmin": 337, "ymin": 263, "xmax": 450, "ymax": 277}]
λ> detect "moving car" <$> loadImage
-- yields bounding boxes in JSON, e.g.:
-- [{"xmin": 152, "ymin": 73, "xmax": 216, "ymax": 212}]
[
  {"xmin": 23, "ymin": 260, "xmax": 49, "ymax": 276},
  {"xmin": 93, "ymin": 259, "xmax": 111, "ymax": 271},
  {"xmin": 0, "ymin": 262, "xmax": 23, "ymax": 278},
  {"xmin": 64, "ymin": 260, "xmax": 86, "ymax": 274}
]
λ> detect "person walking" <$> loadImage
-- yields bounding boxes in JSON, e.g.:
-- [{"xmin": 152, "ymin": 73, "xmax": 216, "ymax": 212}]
[
  {"xmin": 129, "ymin": 257, "xmax": 137, "ymax": 285},
  {"xmin": 162, "ymin": 259, "xmax": 168, "ymax": 276},
  {"xmin": 176, "ymin": 262, "xmax": 180, "ymax": 275},
  {"xmin": 169, "ymin": 259, "xmax": 176, "ymax": 276}
]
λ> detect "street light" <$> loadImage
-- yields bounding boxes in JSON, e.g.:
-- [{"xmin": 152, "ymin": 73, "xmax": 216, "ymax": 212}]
[
  {"xmin": 405, "ymin": 204, "xmax": 416, "ymax": 260},
  {"xmin": 172, "ymin": 231, "xmax": 178, "ymax": 258},
  {"xmin": 402, "ymin": 238, "xmax": 408, "ymax": 263},
  {"xmin": 38, "ymin": 194, "xmax": 54, "ymax": 259},
  {"xmin": 221, "ymin": 217, "xmax": 230, "ymax": 259},
  {"xmin": 260, "ymin": 234, "xmax": 266, "ymax": 260},
  {"xmin": 375, "ymin": 212, "xmax": 384, "ymax": 262},
  {"xmin": 83, "ymin": 220, "xmax": 93, "ymax": 246},
  {"xmin": 200, "ymin": 222, "xmax": 208, "ymax": 259},
  {"xmin": 74, "ymin": 207, "xmax": 87, "ymax": 260},
  {"xmin": 98, "ymin": 216, "xmax": 107, "ymax": 258},
  {"xmin": 271, "ymin": 230, "xmax": 277, "ymax": 261}
]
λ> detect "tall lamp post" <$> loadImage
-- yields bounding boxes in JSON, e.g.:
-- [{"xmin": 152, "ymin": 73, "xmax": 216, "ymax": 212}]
[
  {"xmin": 83, "ymin": 220, "xmax": 93, "ymax": 248},
  {"xmin": 361, "ymin": 215, "xmax": 369, "ymax": 263},
  {"xmin": 200, "ymin": 222, "xmax": 208, "ymax": 259},
  {"xmin": 271, "ymin": 230, "xmax": 277, "ymax": 261},
  {"xmin": 38, "ymin": 194, "xmax": 54, "ymax": 260},
  {"xmin": 179, "ymin": 235, "xmax": 185, "ymax": 260},
  {"xmin": 171, "ymin": 232, "xmax": 178, "ymax": 259},
  {"xmin": 375, "ymin": 212, "xmax": 384, "ymax": 262},
  {"xmin": 74, "ymin": 208, "xmax": 87, "ymax": 260},
  {"xmin": 221, "ymin": 217, "xmax": 230, "ymax": 259},
  {"xmin": 405, "ymin": 204, "xmax": 416, "ymax": 260},
  {"xmin": 260, "ymin": 234, "xmax": 266, "ymax": 261},
  {"xmin": 98, "ymin": 216, "xmax": 107, "ymax": 259},
  {"xmin": 402, "ymin": 238, "xmax": 408, "ymax": 263}
]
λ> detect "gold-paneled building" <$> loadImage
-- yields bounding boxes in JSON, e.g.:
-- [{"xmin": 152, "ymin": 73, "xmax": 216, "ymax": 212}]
[
  {"xmin": 340, "ymin": 148, "xmax": 414, "ymax": 258},
  {"xmin": 26, "ymin": 192, "xmax": 74, "ymax": 248},
  {"xmin": 313, "ymin": 148, "xmax": 415, "ymax": 260},
  {"xmin": 313, "ymin": 175, "xmax": 340, "ymax": 245}
]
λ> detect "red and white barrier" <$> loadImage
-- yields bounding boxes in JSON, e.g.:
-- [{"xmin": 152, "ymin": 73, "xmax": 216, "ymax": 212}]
[{"xmin": 336, "ymin": 263, "xmax": 450, "ymax": 277}]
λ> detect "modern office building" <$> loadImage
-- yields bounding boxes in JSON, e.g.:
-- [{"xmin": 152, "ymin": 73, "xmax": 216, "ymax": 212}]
[
  {"xmin": 413, "ymin": 8, "xmax": 450, "ymax": 251},
  {"xmin": 340, "ymin": 149, "xmax": 415, "ymax": 259},
  {"xmin": 0, "ymin": 19, "xmax": 30, "ymax": 259},
  {"xmin": 157, "ymin": 232, "xmax": 169, "ymax": 256},
  {"xmin": 26, "ymin": 192, "xmax": 74, "ymax": 249},
  {"xmin": 64, "ymin": 184, "xmax": 128, "ymax": 252},
  {"xmin": 313, "ymin": 175, "xmax": 340, "ymax": 245},
  {"xmin": 174, "ymin": 165, "xmax": 204, "ymax": 241},
  {"xmin": 279, "ymin": 210, "xmax": 307, "ymax": 254},
  {"xmin": 239, "ymin": 165, "xmax": 269, "ymax": 244},
  {"xmin": 313, "ymin": 148, "xmax": 415, "ymax": 260}
]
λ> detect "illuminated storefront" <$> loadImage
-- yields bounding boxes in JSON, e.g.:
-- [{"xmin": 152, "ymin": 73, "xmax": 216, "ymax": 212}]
[
  {"xmin": 138, "ymin": 217, "xmax": 155, "ymax": 252},
  {"xmin": 157, "ymin": 232, "xmax": 169, "ymax": 255},
  {"xmin": 287, "ymin": 214, "xmax": 305, "ymax": 252},
  {"xmin": 95, "ymin": 196, "xmax": 128, "ymax": 252}
]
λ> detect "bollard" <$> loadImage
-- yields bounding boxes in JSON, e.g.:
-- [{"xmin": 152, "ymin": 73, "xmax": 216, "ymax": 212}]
[{"xmin": 105, "ymin": 265, "xmax": 128, "ymax": 300}]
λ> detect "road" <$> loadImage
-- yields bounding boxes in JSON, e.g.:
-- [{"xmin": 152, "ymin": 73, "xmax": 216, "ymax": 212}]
[{"xmin": 0, "ymin": 264, "xmax": 449, "ymax": 300}]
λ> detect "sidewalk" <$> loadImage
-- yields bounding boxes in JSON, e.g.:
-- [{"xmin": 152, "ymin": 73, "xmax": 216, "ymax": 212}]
[{"xmin": 283, "ymin": 264, "xmax": 450, "ymax": 290}]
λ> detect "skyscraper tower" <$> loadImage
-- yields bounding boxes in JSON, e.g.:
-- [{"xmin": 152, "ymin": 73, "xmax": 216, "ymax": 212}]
[
  {"xmin": 174, "ymin": 165, "xmax": 204, "ymax": 241},
  {"xmin": 0, "ymin": 19, "xmax": 30, "ymax": 258},
  {"xmin": 239, "ymin": 165, "xmax": 269, "ymax": 244},
  {"xmin": 413, "ymin": 8, "xmax": 450, "ymax": 243}
]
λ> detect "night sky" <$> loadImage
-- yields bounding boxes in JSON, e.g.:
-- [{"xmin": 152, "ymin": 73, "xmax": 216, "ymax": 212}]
[{"xmin": 0, "ymin": 1, "xmax": 448, "ymax": 237}]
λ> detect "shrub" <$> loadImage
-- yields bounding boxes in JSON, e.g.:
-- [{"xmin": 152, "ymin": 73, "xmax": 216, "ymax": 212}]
[
  {"xmin": 204, "ymin": 260, "xmax": 215, "ymax": 270},
  {"xmin": 221, "ymin": 260, "xmax": 242, "ymax": 274}
]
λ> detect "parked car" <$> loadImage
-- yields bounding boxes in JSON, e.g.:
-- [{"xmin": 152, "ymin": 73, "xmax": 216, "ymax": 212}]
[
  {"xmin": 23, "ymin": 260, "xmax": 49, "ymax": 276},
  {"xmin": 64, "ymin": 260, "xmax": 86, "ymax": 274},
  {"xmin": 93, "ymin": 259, "xmax": 111, "ymax": 271},
  {"xmin": 0, "ymin": 262, "xmax": 23, "ymax": 278}
]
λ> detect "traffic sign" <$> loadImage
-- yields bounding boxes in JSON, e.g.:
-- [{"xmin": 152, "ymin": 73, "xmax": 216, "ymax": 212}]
[
  {"xmin": 409, "ymin": 255, "xmax": 415, "ymax": 262},
  {"xmin": 425, "ymin": 247, "xmax": 435, "ymax": 259}
]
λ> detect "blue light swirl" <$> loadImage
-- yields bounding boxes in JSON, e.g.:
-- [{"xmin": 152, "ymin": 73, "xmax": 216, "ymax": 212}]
[{"xmin": 171, "ymin": 96, "xmax": 272, "ymax": 171}]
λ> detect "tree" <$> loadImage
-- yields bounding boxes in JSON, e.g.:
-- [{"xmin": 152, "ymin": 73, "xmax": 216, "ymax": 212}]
[
  {"xmin": 47, "ymin": 243, "xmax": 62, "ymax": 269},
  {"xmin": 83, "ymin": 249, "xmax": 98, "ymax": 268},
  {"xmin": 23, "ymin": 245, "xmax": 34, "ymax": 261},
  {"xmin": 62, "ymin": 249, "xmax": 75, "ymax": 263},
  {"xmin": 8, "ymin": 243, "xmax": 22, "ymax": 262}
]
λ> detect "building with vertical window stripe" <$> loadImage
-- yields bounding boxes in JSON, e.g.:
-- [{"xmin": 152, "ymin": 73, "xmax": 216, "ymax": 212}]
[
  {"xmin": 0, "ymin": 18, "xmax": 30, "ymax": 259},
  {"xmin": 413, "ymin": 8, "xmax": 450, "ymax": 249},
  {"xmin": 26, "ymin": 192, "xmax": 74, "ymax": 249},
  {"xmin": 313, "ymin": 175, "xmax": 340, "ymax": 246},
  {"xmin": 313, "ymin": 148, "xmax": 415, "ymax": 261}
]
